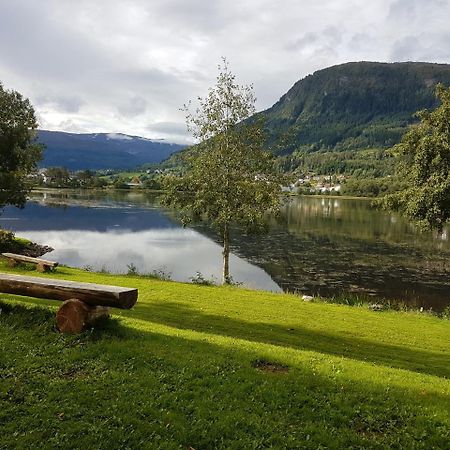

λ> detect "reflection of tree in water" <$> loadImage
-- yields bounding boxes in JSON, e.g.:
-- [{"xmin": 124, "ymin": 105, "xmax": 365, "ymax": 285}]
[{"xmin": 196, "ymin": 197, "xmax": 450, "ymax": 311}]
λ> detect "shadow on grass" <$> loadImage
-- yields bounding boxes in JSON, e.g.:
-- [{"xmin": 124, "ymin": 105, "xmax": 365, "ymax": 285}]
[
  {"xmin": 1, "ymin": 298, "xmax": 449, "ymax": 450},
  {"xmin": 2, "ymin": 297, "xmax": 449, "ymax": 379},
  {"xmin": 0, "ymin": 300, "xmax": 127, "ymax": 341},
  {"xmin": 131, "ymin": 301, "xmax": 450, "ymax": 379}
]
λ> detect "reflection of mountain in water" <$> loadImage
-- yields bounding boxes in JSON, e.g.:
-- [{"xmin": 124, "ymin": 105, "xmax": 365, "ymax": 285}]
[
  {"xmin": 194, "ymin": 198, "xmax": 450, "ymax": 311},
  {"xmin": 2, "ymin": 193, "xmax": 177, "ymax": 232}
]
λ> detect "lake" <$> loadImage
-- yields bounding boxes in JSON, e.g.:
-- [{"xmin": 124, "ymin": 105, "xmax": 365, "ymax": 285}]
[{"xmin": 1, "ymin": 189, "xmax": 450, "ymax": 311}]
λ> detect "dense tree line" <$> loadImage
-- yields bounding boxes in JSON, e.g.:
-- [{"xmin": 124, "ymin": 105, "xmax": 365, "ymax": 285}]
[
  {"xmin": 341, "ymin": 176, "xmax": 407, "ymax": 197},
  {"xmin": 277, "ymin": 148, "xmax": 395, "ymax": 178}
]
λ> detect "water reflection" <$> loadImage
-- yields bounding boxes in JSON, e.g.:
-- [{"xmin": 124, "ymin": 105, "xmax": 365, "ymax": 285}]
[
  {"xmin": 227, "ymin": 197, "xmax": 450, "ymax": 310},
  {"xmin": 2, "ymin": 190, "xmax": 450, "ymax": 310},
  {"xmin": 1, "ymin": 192, "xmax": 280, "ymax": 292}
]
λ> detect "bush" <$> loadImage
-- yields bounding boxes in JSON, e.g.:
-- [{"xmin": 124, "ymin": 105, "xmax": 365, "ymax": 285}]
[
  {"xmin": 189, "ymin": 271, "xmax": 216, "ymax": 286},
  {"xmin": 126, "ymin": 263, "xmax": 139, "ymax": 276},
  {"xmin": 0, "ymin": 229, "xmax": 15, "ymax": 251}
]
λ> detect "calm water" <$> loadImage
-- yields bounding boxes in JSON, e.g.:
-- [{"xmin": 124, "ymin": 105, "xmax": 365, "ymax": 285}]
[{"xmin": 2, "ymin": 190, "xmax": 450, "ymax": 311}]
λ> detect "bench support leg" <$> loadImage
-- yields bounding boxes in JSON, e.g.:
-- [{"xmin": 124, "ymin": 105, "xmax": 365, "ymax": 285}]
[
  {"xmin": 7, "ymin": 258, "xmax": 17, "ymax": 268},
  {"xmin": 36, "ymin": 263, "xmax": 50, "ymax": 273},
  {"xmin": 56, "ymin": 299, "xmax": 110, "ymax": 334}
]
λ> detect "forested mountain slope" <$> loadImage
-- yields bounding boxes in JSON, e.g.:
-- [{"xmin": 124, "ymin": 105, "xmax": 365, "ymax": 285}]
[{"xmin": 258, "ymin": 61, "xmax": 450, "ymax": 154}]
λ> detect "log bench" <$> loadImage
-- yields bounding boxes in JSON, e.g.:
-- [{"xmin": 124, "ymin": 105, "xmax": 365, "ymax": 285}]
[
  {"xmin": 0, "ymin": 273, "xmax": 138, "ymax": 334},
  {"xmin": 2, "ymin": 252, "xmax": 59, "ymax": 272}
]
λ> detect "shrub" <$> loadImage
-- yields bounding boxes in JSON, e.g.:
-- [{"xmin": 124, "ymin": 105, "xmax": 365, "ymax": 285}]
[
  {"xmin": 126, "ymin": 263, "xmax": 139, "ymax": 276},
  {"xmin": 0, "ymin": 229, "xmax": 15, "ymax": 251},
  {"xmin": 189, "ymin": 271, "xmax": 216, "ymax": 286}
]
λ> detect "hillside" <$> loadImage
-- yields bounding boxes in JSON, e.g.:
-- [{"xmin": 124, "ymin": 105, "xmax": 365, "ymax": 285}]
[
  {"xmin": 1, "ymin": 261, "xmax": 449, "ymax": 448},
  {"xmin": 37, "ymin": 130, "xmax": 185, "ymax": 170},
  {"xmin": 259, "ymin": 61, "xmax": 450, "ymax": 154}
]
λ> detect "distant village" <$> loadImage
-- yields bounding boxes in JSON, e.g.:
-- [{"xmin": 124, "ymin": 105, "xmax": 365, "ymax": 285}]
[
  {"xmin": 283, "ymin": 174, "xmax": 344, "ymax": 194},
  {"xmin": 33, "ymin": 167, "xmax": 344, "ymax": 194}
]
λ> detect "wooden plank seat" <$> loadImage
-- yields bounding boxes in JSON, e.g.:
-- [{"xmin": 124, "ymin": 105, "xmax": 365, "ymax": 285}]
[
  {"xmin": 2, "ymin": 252, "xmax": 59, "ymax": 272},
  {"xmin": 0, "ymin": 273, "xmax": 138, "ymax": 333}
]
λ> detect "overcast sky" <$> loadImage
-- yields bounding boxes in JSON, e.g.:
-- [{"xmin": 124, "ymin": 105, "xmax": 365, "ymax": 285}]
[{"xmin": 1, "ymin": 0, "xmax": 449, "ymax": 143}]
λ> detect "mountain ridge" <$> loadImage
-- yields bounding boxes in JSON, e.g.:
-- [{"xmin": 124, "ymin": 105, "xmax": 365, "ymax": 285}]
[
  {"xmin": 258, "ymin": 61, "xmax": 450, "ymax": 154},
  {"xmin": 36, "ymin": 130, "xmax": 186, "ymax": 170}
]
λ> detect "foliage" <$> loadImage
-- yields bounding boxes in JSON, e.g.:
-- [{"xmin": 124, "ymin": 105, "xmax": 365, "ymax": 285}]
[
  {"xmin": 380, "ymin": 84, "xmax": 450, "ymax": 231},
  {"xmin": 112, "ymin": 178, "xmax": 130, "ymax": 190},
  {"xmin": 0, "ymin": 261, "xmax": 449, "ymax": 449},
  {"xmin": 162, "ymin": 60, "xmax": 282, "ymax": 283},
  {"xmin": 147, "ymin": 266, "xmax": 172, "ymax": 281},
  {"xmin": 341, "ymin": 176, "xmax": 407, "ymax": 198},
  {"xmin": 0, "ymin": 229, "xmax": 36, "ymax": 254},
  {"xmin": 280, "ymin": 148, "xmax": 395, "ymax": 178},
  {"xmin": 0, "ymin": 229, "xmax": 15, "ymax": 250},
  {"xmin": 126, "ymin": 262, "xmax": 139, "ymax": 276},
  {"xmin": 0, "ymin": 82, "xmax": 43, "ymax": 209},
  {"xmin": 76, "ymin": 169, "xmax": 107, "ymax": 188},
  {"xmin": 143, "ymin": 177, "xmax": 162, "ymax": 190},
  {"xmin": 189, "ymin": 271, "xmax": 216, "ymax": 286},
  {"xmin": 44, "ymin": 167, "xmax": 71, "ymax": 187},
  {"xmin": 41, "ymin": 167, "xmax": 107, "ymax": 189}
]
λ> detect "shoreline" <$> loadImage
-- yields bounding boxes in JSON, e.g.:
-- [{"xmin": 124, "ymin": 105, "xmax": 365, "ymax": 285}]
[{"xmin": 31, "ymin": 187, "xmax": 372, "ymax": 201}]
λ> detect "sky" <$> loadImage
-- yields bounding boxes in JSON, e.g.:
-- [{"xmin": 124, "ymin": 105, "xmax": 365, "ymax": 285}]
[{"xmin": 1, "ymin": 0, "xmax": 449, "ymax": 143}]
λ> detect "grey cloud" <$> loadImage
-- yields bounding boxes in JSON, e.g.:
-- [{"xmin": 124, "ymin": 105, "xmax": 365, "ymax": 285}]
[
  {"xmin": 0, "ymin": 1, "xmax": 114, "ymax": 82},
  {"xmin": 147, "ymin": 121, "xmax": 187, "ymax": 135},
  {"xmin": 390, "ymin": 33, "xmax": 450, "ymax": 62},
  {"xmin": 349, "ymin": 33, "xmax": 375, "ymax": 52},
  {"xmin": 57, "ymin": 119, "xmax": 89, "ymax": 134},
  {"xmin": 286, "ymin": 27, "xmax": 342, "ymax": 54},
  {"xmin": 146, "ymin": 122, "xmax": 191, "ymax": 144},
  {"xmin": 149, "ymin": 0, "xmax": 230, "ymax": 32},
  {"xmin": 117, "ymin": 96, "xmax": 147, "ymax": 117},
  {"xmin": 388, "ymin": 0, "xmax": 448, "ymax": 20},
  {"xmin": 286, "ymin": 32, "xmax": 319, "ymax": 52},
  {"xmin": 35, "ymin": 94, "xmax": 84, "ymax": 113}
]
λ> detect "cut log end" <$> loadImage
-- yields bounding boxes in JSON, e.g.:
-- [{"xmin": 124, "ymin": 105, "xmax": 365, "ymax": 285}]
[
  {"xmin": 56, "ymin": 299, "xmax": 110, "ymax": 334},
  {"xmin": 36, "ymin": 263, "xmax": 51, "ymax": 273}
]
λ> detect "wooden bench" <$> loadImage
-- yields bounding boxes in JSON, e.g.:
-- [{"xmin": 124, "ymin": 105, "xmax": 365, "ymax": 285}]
[
  {"xmin": 0, "ymin": 273, "xmax": 138, "ymax": 333},
  {"xmin": 2, "ymin": 253, "xmax": 59, "ymax": 272}
]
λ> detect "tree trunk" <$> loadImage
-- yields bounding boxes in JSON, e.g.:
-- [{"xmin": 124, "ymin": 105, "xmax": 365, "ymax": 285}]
[{"xmin": 222, "ymin": 223, "xmax": 230, "ymax": 284}]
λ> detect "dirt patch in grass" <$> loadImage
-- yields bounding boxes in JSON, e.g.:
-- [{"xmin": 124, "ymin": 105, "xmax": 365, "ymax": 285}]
[{"xmin": 251, "ymin": 359, "xmax": 289, "ymax": 374}]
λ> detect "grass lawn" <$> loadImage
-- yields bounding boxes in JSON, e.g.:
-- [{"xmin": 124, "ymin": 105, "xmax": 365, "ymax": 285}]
[{"xmin": 1, "ymin": 261, "xmax": 449, "ymax": 449}]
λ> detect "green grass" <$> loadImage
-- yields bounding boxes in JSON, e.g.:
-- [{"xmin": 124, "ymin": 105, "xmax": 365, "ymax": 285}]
[
  {"xmin": 1, "ymin": 261, "xmax": 449, "ymax": 449},
  {"xmin": 12, "ymin": 237, "xmax": 32, "ymax": 246}
]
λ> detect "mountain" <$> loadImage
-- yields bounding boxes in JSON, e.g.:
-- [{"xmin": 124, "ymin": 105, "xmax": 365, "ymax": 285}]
[
  {"xmin": 258, "ymin": 61, "xmax": 450, "ymax": 154},
  {"xmin": 36, "ymin": 130, "xmax": 185, "ymax": 170}
]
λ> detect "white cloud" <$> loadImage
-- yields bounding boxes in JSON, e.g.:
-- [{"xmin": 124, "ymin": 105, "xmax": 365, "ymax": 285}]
[
  {"xmin": 106, "ymin": 133, "xmax": 133, "ymax": 140},
  {"xmin": 1, "ymin": 0, "xmax": 449, "ymax": 142}
]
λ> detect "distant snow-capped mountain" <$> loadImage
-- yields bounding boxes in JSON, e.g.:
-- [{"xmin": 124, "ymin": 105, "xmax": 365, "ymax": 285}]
[{"xmin": 36, "ymin": 130, "xmax": 186, "ymax": 170}]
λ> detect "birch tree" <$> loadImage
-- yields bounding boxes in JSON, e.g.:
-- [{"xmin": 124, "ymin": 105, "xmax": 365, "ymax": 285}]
[{"xmin": 163, "ymin": 59, "xmax": 282, "ymax": 284}]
